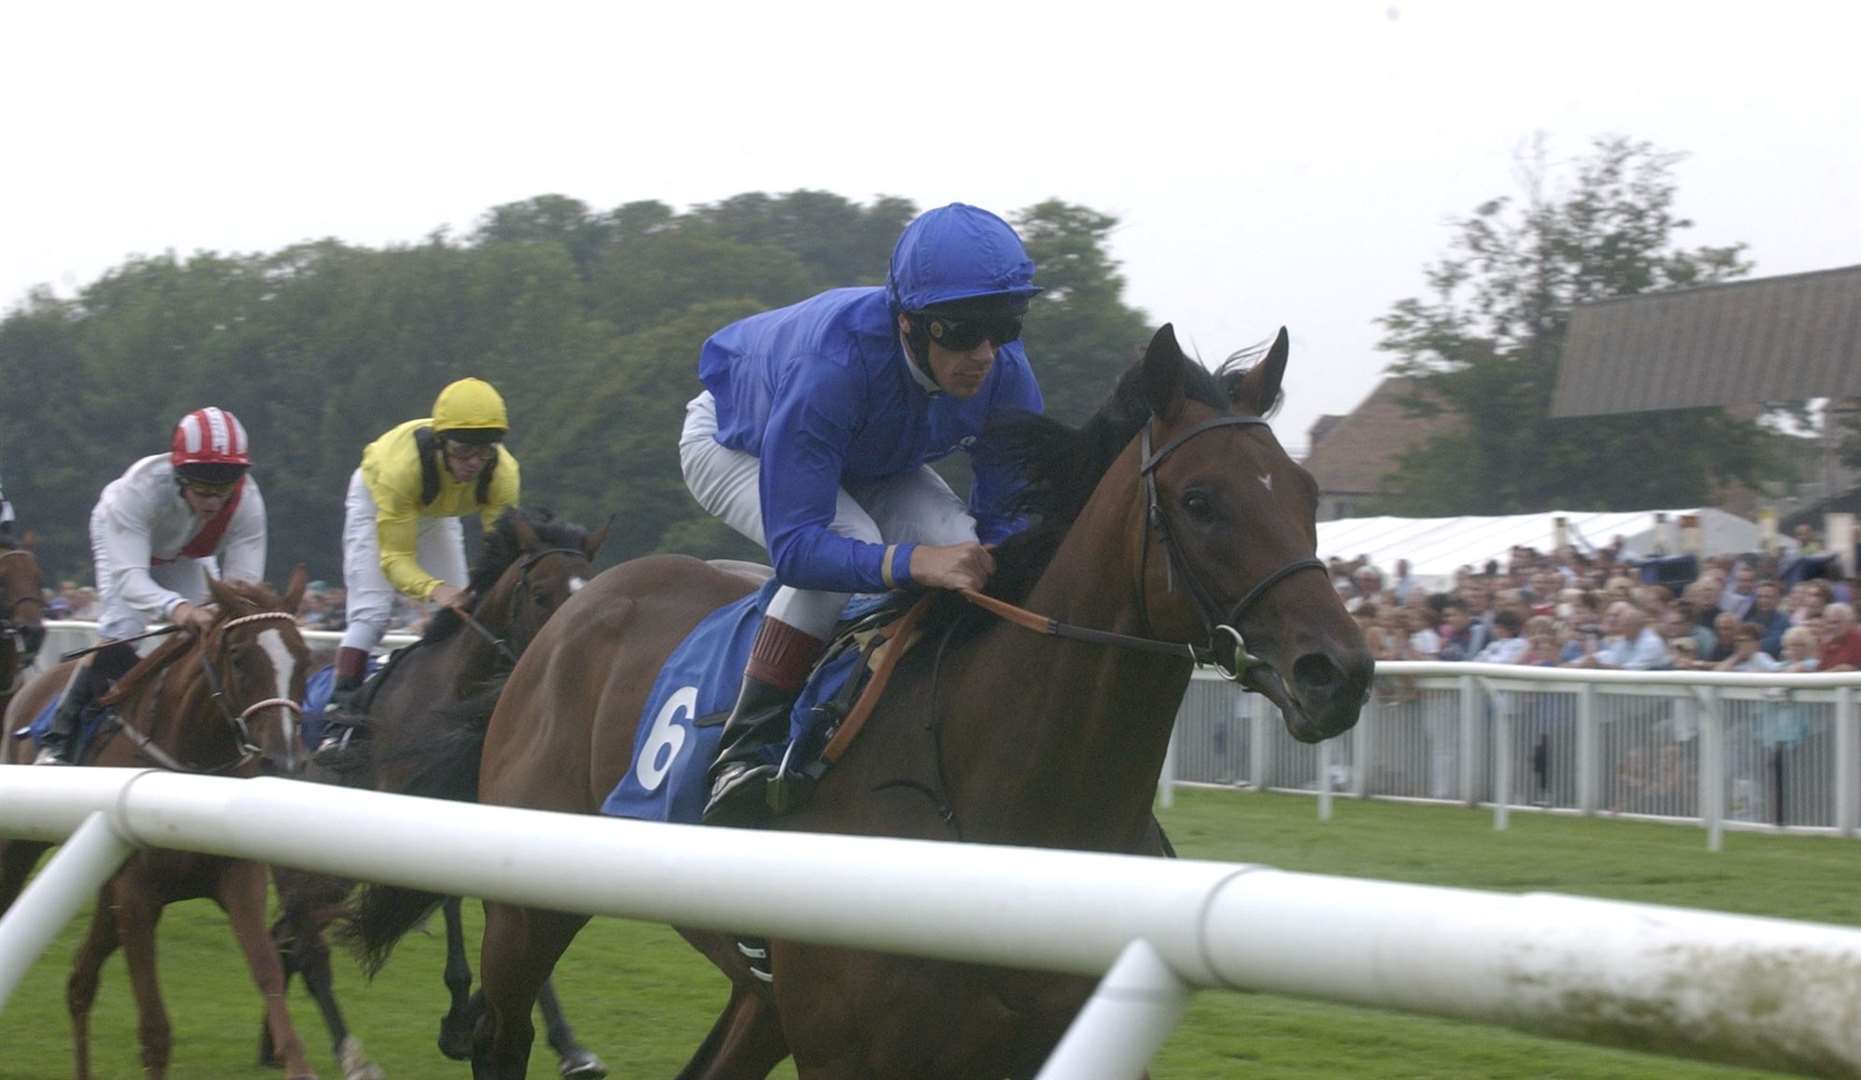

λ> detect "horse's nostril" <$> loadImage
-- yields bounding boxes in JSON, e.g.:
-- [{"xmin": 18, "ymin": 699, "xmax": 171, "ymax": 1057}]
[{"xmin": 1292, "ymin": 652, "xmax": 1343, "ymax": 693}]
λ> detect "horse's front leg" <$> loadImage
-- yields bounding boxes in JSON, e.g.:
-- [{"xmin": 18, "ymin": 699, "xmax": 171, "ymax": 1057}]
[
  {"xmin": 219, "ymin": 860, "xmax": 318, "ymax": 1080},
  {"xmin": 107, "ymin": 878, "xmax": 173, "ymax": 1079},
  {"xmin": 66, "ymin": 893, "xmax": 122, "ymax": 1080},
  {"xmin": 0, "ymin": 836, "xmax": 52, "ymax": 914},
  {"xmin": 539, "ymin": 976, "xmax": 609, "ymax": 1079},
  {"xmin": 439, "ymin": 894, "xmax": 477, "ymax": 1059}
]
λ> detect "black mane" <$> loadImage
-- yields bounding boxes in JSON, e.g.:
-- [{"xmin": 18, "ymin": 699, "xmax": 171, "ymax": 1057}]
[
  {"xmin": 978, "ymin": 348, "xmax": 1248, "ymax": 607},
  {"xmin": 422, "ymin": 507, "xmax": 588, "ymax": 644}
]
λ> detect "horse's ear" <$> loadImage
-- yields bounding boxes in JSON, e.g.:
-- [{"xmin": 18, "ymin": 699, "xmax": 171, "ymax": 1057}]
[
  {"xmin": 206, "ymin": 574, "xmax": 241, "ymax": 613},
  {"xmin": 583, "ymin": 517, "xmax": 611, "ymax": 561},
  {"xmin": 20, "ymin": 529, "xmax": 36, "ymax": 549},
  {"xmin": 510, "ymin": 509, "xmax": 542, "ymax": 552},
  {"xmin": 281, "ymin": 564, "xmax": 308, "ymax": 615},
  {"xmin": 1142, "ymin": 324, "xmax": 1187, "ymax": 422},
  {"xmin": 1230, "ymin": 327, "xmax": 1289, "ymax": 416}
]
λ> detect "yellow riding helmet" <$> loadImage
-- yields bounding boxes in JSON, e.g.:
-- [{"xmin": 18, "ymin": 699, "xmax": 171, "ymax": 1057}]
[{"xmin": 431, "ymin": 378, "xmax": 509, "ymax": 444}]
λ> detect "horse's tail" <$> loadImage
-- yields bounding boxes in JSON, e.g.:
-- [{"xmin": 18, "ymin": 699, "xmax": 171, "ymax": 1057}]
[{"xmin": 339, "ymin": 677, "xmax": 503, "ymax": 977}]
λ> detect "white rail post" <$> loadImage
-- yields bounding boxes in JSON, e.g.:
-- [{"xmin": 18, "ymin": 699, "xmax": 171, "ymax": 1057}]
[
  {"xmin": 1490, "ymin": 680, "xmax": 1510, "ymax": 831},
  {"xmin": 1036, "ymin": 938, "xmax": 1190, "ymax": 1080},
  {"xmin": 1250, "ymin": 697, "xmax": 1271, "ymax": 791},
  {"xmin": 1156, "ymin": 715, "xmax": 1178, "ymax": 811},
  {"xmin": 1458, "ymin": 675, "xmax": 1479, "ymax": 805},
  {"xmin": 1352, "ymin": 695, "xmax": 1372, "ymax": 798},
  {"xmin": 1316, "ymin": 739, "xmax": 1334, "ymax": 822},
  {"xmin": 0, "ymin": 812, "xmax": 135, "ymax": 1008},
  {"xmin": 1838, "ymin": 686, "xmax": 1858, "ymax": 840},
  {"xmin": 1695, "ymin": 688, "xmax": 1723, "ymax": 853},
  {"xmin": 1577, "ymin": 683, "xmax": 1598, "ymax": 815}
]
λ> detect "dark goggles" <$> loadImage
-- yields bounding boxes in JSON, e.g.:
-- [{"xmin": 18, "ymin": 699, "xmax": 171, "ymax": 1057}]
[
  {"xmin": 442, "ymin": 438, "xmax": 500, "ymax": 463},
  {"xmin": 923, "ymin": 312, "xmax": 1023, "ymax": 351},
  {"xmin": 179, "ymin": 476, "xmax": 240, "ymax": 497}
]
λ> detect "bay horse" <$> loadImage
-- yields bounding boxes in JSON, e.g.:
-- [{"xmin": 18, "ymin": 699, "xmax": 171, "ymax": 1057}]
[
  {"xmin": 0, "ymin": 540, "xmax": 47, "ymax": 720},
  {"xmin": 269, "ymin": 507, "xmax": 609, "ymax": 1080},
  {"xmin": 354, "ymin": 325, "xmax": 1373, "ymax": 1078},
  {"xmin": 0, "ymin": 570, "xmax": 317, "ymax": 1080}
]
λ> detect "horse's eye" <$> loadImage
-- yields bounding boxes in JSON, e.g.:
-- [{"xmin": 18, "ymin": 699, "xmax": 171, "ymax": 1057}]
[
  {"xmin": 534, "ymin": 590, "xmax": 550, "ymax": 608},
  {"xmin": 1182, "ymin": 490, "xmax": 1217, "ymax": 523}
]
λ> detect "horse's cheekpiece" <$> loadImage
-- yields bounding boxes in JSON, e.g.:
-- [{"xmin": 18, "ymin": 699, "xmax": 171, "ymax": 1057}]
[{"xmin": 601, "ymin": 579, "xmax": 905, "ymax": 826}]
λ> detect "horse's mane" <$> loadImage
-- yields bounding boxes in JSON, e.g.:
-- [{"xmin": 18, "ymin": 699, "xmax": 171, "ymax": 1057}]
[
  {"xmin": 214, "ymin": 578, "xmax": 286, "ymax": 614},
  {"xmin": 980, "ymin": 348, "xmax": 1261, "ymax": 606},
  {"xmin": 421, "ymin": 507, "xmax": 588, "ymax": 645}
]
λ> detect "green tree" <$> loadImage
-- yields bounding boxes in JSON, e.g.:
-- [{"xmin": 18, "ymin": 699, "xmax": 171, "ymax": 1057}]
[{"xmin": 1374, "ymin": 136, "xmax": 1775, "ymax": 514}]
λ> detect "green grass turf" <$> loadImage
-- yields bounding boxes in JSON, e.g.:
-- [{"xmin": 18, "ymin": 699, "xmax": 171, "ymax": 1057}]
[{"xmin": 2, "ymin": 789, "xmax": 1855, "ymax": 1078}]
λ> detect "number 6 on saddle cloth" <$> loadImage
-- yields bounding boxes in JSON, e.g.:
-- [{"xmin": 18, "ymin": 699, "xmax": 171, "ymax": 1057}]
[{"xmin": 602, "ymin": 578, "xmax": 912, "ymax": 825}]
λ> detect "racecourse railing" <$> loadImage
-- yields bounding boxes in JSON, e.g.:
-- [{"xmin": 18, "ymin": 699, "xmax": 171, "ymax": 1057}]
[
  {"xmin": 1165, "ymin": 662, "xmax": 1861, "ymax": 850},
  {"xmin": 28, "ymin": 619, "xmax": 417, "ymax": 678},
  {"xmin": 3, "ymin": 767, "xmax": 1861, "ymax": 1078}
]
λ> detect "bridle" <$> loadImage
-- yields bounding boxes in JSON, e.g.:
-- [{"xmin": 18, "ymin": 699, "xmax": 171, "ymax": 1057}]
[
  {"xmin": 961, "ymin": 413, "xmax": 1323, "ymax": 684},
  {"xmin": 454, "ymin": 547, "xmax": 589, "ymax": 666},
  {"xmin": 0, "ymin": 549, "xmax": 45, "ymax": 686},
  {"xmin": 121, "ymin": 610, "xmax": 305, "ymax": 773}
]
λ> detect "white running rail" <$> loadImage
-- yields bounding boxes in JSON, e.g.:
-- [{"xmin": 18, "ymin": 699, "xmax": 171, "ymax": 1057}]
[{"xmin": 2, "ymin": 767, "xmax": 1860, "ymax": 1077}]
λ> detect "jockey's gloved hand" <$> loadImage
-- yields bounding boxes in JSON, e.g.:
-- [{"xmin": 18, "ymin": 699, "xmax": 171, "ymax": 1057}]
[
  {"xmin": 429, "ymin": 583, "xmax": 468, "ymax": 611},
  {"xmin": 908, "ymin": 542, "xmax": 995, "ymax": 593},
  {"xmin": 170, "ymin": 602, "xmax": 217, "ymax": 634}
]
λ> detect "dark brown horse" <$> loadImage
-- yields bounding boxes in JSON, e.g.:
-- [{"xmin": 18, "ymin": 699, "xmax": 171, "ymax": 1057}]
[
  {"xmin": 0, "ymin": 570, "xmax": 316, "ymax": 1080},
  {"xmin": 0, "ymin": 541, "xmax": 47, "ymax": 721},
  {"xmin": 269, "ymin": 507, "xmax": 609, "ymax": 1080},
  {"xmin": 354, "ymin": 325, "xmax": 1372, "ymax": 1078}
]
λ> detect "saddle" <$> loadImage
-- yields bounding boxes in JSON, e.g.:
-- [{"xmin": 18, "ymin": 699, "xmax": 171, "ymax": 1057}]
[{"xmin": 746, "ymin": 592, "xmax": 935, "ymax": 814}]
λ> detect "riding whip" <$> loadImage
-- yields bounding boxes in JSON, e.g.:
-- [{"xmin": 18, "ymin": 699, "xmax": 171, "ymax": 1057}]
[{"xmin": 58, "ymin": 623, "xmax": 187, "ymax": 662}]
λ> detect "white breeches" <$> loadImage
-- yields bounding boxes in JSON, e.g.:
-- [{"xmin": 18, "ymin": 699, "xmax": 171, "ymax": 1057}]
[
  {"xmin": 679, "ymin": 391, "xmax": 977, "ymax": 640},
  {"xmin": 339, "ymin": 467, "xmax": 467, "ymax": 652}
]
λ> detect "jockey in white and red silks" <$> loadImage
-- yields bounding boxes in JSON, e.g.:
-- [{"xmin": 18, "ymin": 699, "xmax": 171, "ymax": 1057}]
[{"xmin": 36, "ymin": 406, "xmax": 267, "ymax": 764}]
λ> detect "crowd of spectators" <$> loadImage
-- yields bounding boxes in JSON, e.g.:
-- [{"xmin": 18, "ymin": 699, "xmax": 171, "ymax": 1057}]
[{"xmin": 1339, "ymin": 530, "xmax": 1861, "ymax": 678}]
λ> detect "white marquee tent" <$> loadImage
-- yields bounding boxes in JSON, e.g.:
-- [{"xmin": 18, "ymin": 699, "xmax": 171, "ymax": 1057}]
[{"xmin": 1315, "ymin": 508, "xmax": 1762, "ymax": 592}]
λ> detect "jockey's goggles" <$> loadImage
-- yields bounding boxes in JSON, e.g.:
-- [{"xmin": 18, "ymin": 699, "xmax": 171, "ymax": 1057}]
[
  {"xmin": 179, "ymin": 476, "xmax": 239, "ymax": 497},
  {"xmin": 441, "ymin": 438, "xmax": 500, "ymax": 463},
  {"xmin": 924, "ymin": 312, "xmax": 1023, "ymax": 351}
]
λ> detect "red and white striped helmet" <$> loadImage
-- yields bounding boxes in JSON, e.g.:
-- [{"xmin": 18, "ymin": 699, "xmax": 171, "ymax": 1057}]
[{"xmin": 170, "ymin": 407, "xmax": 251, "ymax": 478}]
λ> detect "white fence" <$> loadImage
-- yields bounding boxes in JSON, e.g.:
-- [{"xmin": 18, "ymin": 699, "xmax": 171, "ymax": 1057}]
[
  {"xmin": 3, "ymin": 767, "xmax": 1861, "ymax": 1077},
  {"xmin": 27, "ymin": 620, "xmax": 417, "ymax": 677},
  {"xmin": 1166, "ymin": 663, "xmax": 1861, "ymax": 850}
]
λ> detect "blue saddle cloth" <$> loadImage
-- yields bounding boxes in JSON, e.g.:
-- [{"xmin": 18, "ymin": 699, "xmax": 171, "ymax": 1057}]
[
  {"xmin": 298, "ymin": 656, "xmax": 383, "ymax": 749},
  {"xmin": 600, "ymin": 578, "xmax": 881, "ymax": 825},
  {"xmin": 18, "ymin": 693, "xmax": 110, "ymax": 759}
]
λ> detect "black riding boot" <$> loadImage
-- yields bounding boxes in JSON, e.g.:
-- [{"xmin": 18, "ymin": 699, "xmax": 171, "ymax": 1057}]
[
  {"xmin": 314, "ymin": 647, "xmax": 371, "ymax": 764},
  {"xmin": 702, "ymin": 616, "xmax": 825, "ymax": 827},
  {"xmin": 35, "ymin": 657, "xmax": 112, "ymax": 765}
]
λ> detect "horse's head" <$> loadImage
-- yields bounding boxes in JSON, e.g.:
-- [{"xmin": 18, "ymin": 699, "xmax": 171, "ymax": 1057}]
[
  {"xmin": 0, "ymin": 541, "xmax": 47, "ymax": 670},
  {"xmin": 202, "ymin": 567, "xmax": 312, "ymax": 775},
  {"xmin": 1129, "ymin": 325, "xmax": 1371, "ymax": 742},
  {"xmin": 472, "ymin": 507, "xmax": 607, "ymax": 655}
]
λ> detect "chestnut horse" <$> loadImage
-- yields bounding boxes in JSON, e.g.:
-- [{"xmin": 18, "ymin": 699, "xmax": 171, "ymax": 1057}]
[
  {"xmin": 353, "ymin": 325, "xmax": 1372, "ymax": 1078},
  {"xmin": 1, "ymin": 570, "xmax": 316, "ymax": 1080},
  {"xmin": 0, "ymin": 541, "xmax": 47, "ymax": 721},
  {"xmin": 267, "ymin": 507, "xmax": 608, "ymax": 1080}
]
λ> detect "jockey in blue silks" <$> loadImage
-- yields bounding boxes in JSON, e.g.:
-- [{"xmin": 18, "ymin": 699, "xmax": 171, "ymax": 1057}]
[{"xmin": 678, "ymin": 202, "xmax": 1045, "ymax": 825}]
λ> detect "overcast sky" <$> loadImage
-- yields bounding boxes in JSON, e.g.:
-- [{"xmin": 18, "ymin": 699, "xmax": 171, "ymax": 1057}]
[{"xmin": 4, "ymin": 1, "xmax": 1856, "ymax": 452}]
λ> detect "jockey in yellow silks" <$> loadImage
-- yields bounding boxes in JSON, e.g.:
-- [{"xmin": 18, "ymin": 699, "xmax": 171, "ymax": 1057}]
[{"xmin": 315, "ymin": 377, "xmax": 520, "ymax": 757}]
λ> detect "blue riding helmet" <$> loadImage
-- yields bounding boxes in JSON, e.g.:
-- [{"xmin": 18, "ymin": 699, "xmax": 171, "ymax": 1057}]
[{"xmin": 886, "ymin": 203, "xmax": 1042, "ymax": 313}]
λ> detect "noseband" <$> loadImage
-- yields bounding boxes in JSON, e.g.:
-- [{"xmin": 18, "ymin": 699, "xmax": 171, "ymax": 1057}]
[{"xmin": 1138, "ymin": 415, "xmax": 1325, "ymax": 680}]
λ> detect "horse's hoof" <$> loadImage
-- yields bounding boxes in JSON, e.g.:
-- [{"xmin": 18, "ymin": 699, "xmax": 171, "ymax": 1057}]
[
  {"xmin": 437, "ymin": 1015, "xmax": 474, "ymax": 1061},
  {"xmin": 337, "ymin": 1035, "xmax": 386, "ymax": 1080},
  {"xmin": 559, "ymin": 1049, "xmax": 608, "ymax": 1080}
]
